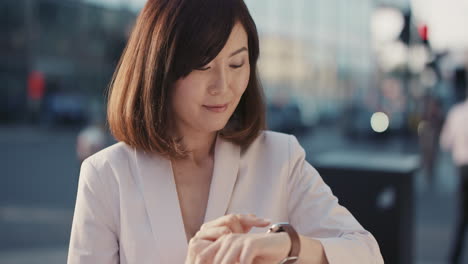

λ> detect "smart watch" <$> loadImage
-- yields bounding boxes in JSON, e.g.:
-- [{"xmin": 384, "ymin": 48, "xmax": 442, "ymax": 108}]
[{"xmin": 267, "ymin": 222, "xmax": 301, "ymax": 264}]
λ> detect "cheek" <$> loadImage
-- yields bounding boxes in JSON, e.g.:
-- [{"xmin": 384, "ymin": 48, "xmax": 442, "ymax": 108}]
[
  {"xmin": 233, "ymin": 68, "xmax": 250, "ymax": 96},
  {"xmin": 172, "ymin": 79, "xmax": 202, "ymax": 113}
]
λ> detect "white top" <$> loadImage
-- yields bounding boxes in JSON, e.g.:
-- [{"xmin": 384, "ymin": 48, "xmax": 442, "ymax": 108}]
[
  {"xmin": 67, "ymin": 131, "xmax": 383, "ymax": 264},
  {"xmin": 440, "ymin": 100, "xmax": 468, "ymax": 166}
]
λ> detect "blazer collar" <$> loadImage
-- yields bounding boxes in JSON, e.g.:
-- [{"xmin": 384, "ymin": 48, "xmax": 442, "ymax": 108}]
[
  {"xmin": 134, "ymin": 134, "xmax": 240, "ymax": 263},
  {"xmin": 204, "ymin": 134, "xmax": 240, "ymax": 222}
]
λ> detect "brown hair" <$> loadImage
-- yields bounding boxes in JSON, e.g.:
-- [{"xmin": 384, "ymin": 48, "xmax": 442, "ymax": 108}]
[{"xmin": 107, "ymin": 0, "xmax": 265, "ymax": 158}]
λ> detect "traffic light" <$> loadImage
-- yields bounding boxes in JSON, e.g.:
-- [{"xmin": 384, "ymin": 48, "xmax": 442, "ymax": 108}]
[
  {"xmin": 418, "ymin": 24, "xmax": 429, "ymax": 45},
  {"xmin": 398, "ymin": 10, "xmax": 430, "ymax": 47}
]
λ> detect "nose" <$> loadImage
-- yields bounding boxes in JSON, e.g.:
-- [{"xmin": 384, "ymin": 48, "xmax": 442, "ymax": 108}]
[{"xmin": 208, "ymin": 66, "xmax": 228, "ymax": 96}]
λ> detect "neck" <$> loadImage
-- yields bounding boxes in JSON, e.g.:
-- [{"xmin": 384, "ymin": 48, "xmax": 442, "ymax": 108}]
[{"xmin": 175, "ymin": 130, "xmax": 217, "ymax": 165}]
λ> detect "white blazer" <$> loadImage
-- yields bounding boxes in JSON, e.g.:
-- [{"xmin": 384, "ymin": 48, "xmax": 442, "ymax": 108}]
[{"xmin": 67, "ymin": 131, "xmax": 383, "ymax": 264}]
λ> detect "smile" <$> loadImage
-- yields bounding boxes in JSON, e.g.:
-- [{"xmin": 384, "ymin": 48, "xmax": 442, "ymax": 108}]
[{"xmin": 203, "ymin": 104, "xmax": 228, "ymax": 113}]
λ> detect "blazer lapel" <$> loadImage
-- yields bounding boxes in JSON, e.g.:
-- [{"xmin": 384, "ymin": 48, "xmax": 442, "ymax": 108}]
[
  {"xmin": 204, "ymin": 135, "xmax": 241, "ymax": 222},
  {"xmin": 133, "ymin": 134, "xmax": 240, "ymax": 263},
  {"xmin": 134, "ymin": 149, "xmax": 188, "ymax": 264}
]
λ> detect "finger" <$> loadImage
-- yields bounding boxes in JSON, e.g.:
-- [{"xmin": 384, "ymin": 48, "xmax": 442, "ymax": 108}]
[
  {"xmin": 236, "ymin": 214, "xmax": 271, "ymax": 227},
  {"xmin": 191, "ymin": 239, "xmax": 212, "ymax": 254},
  {"xmin": 195, "ymin": 239, "xmax": 223, "ymax": 264},
  {"xmin": 194, "ymin": 226, "xmax": 232, "ymax": 241},
  {"xmin": 200, "ymin": 215, "xmax": 234, "ymax": 230},
  {"xmin": 187, "ymin": 239, "xmax": 212, "ymax": 264},
  {"xmin": 219, "ymin": 239, "xmax": 243, "ymax": 264},
  {"xmin": 225, "ymin": 215, "xmax": 245, "ymax": 234},
  {"xmin": 202, "ymin": 214, "xmax": 244, "ymax": 233},
  {"xmin": 236, "ymin": 215, "xmax": 271, "ymax": 233},
  {"xmin": 203, "ymin": 214, "xmax": 270, "ymax": 234},
  {"xmin": 214, "ymin": 235, "xmax": 235, "ymax": 264}
]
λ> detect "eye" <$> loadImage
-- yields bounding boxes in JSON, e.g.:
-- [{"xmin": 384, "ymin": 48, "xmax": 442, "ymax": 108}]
[{"xmin": 230, "ymin": 63, "xmax": 244, "ymax": 69}]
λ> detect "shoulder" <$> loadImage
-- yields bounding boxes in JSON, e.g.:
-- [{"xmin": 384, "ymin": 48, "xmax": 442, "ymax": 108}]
[
  {"xmin": 84, "ymin": 142, "xmax": 134, "ymax": 170},
  {"xmin": 80, "ymin": 142, "xmax": 135, "ymax": 187},
  {"xmin": 252, "ymin": 130, "xmax": 303, "ymax": 150},
  {"xmin": 242, "ymin": 130, "xmax": 305, "ymax": 162},
  {"xmin": 245, "ymin": 130, "xmax": 289, "ymax": 151}
]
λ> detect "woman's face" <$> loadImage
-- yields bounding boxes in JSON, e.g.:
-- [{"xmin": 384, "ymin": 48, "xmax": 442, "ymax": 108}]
[{"xmin": 171, "ymin": 22, "xmax": 250, "ymax": 136}]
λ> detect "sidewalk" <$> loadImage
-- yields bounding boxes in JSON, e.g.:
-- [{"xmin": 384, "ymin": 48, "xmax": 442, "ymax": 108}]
[{"xmin": 0, "ymin": 247, "xmax": 68, "ymax": 264}]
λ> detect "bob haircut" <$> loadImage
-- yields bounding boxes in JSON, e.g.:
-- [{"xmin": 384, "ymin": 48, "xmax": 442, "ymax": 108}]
[{"xmin": 107, "ymin": 0, "xmax": 266, "ymax": 158}]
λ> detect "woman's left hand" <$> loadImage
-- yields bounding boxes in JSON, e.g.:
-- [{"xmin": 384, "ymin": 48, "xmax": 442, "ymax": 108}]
[{"xmin": 193, "ymin": 232, "xmax": 291, "ymax": 264}]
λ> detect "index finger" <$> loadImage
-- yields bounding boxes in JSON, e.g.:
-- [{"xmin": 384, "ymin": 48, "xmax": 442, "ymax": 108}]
[{"xmin": 201, "ymin": 214, "xmax": 270, "ymax": 234}]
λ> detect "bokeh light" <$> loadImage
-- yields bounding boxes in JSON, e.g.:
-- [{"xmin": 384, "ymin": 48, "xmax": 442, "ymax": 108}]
[{"xmin": 371, "ymin": 112, "xmax": 390, "ymax": 133}]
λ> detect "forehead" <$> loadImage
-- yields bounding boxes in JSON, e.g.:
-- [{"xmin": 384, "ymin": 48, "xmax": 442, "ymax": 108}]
[{"xmin": 218, "ymin": 22, "xmax": 248, "ymax": 57}]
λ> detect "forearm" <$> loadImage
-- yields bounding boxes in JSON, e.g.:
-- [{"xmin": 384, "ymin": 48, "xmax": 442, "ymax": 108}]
[{"xmin": 297, "ymin": 235, "xmax": 328, "ymax": 264}]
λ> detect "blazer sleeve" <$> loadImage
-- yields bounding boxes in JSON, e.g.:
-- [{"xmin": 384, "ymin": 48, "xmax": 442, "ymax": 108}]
[
  {"xmin": 286, "ymin": 135, "xmax": 384, "ymax": 264},
  {"xmin": 67, "ymin": 160, "xmax": 119, "ymax": 264}
]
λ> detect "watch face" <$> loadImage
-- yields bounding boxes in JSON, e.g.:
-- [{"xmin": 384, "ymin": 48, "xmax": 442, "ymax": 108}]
[{"xmin": 268, "ymin": 222, "xmax": 290, "ymax": 233}]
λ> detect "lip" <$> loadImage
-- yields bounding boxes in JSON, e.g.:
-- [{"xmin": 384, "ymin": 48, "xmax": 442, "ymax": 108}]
[{"xmin": 203, "ymin": 103, "xmax": 228, "ymax": 113}]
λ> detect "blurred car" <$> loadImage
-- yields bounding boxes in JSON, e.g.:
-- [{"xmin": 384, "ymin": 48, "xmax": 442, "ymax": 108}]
[
  {"xmin": 267, "ymin": 100, "xmax": 307, "ymax": 135},
  {"xmin": 43, "ymin": 92, "xmax": 88, "ymax": 125},
  {"xmin": 342, "ymin": 104, "xmax": 375, "ymax": 139}
]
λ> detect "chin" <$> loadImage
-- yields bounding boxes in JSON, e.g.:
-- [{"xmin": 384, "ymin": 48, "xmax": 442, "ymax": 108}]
[{"xmin": 200, "ymin": 120, "xmax": 230, "ymax": 133}]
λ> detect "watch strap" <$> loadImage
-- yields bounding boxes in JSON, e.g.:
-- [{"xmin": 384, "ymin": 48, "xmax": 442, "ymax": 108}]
[{"xmin": 268, "ymin": 223, "xmax": 301, "ymax": 264}]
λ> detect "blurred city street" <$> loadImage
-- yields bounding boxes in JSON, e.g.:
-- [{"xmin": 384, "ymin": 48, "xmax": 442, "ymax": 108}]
[
  {"xmin": 1, "ymin": 0, "xmax": 468, "ymax": 263},
  {"xmin": 0, "ymin": 124, "xmax": 466, "ymax": 264},
  {"xmin": 0, "ymin": 125, "xmax": 79, "ymax": 253}
]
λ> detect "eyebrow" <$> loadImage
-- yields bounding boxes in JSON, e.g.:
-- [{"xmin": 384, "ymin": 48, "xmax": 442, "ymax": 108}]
[{"xmin": 229, "ymin": 47, "xmax": 248, "ymax": 58}]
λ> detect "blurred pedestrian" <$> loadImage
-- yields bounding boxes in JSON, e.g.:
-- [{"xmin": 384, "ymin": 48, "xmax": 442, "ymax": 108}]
[
  {"xmin": 76, "ymin": 99, "xmax": 109, "ymax": 164},
  {"xmin": 27, "ymin": 71, "xmax": 46, "ymax": 123},
  {"xmin": 419, "ymin": 93, "xmax": 444, "ymax": 187},
  {"xmin": 440, "ymin": 87, "xmax": 468, "ymax": 264},
  {"xmin": 76, "ymin": 122, "xmax": 107, "ymax": 164},
  {"xmin": 453, "ymin": 67, "xmax": 467, "ymax": 103}
]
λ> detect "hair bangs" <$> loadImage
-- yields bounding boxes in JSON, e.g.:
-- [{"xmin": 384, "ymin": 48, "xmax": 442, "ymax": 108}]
[{"xmin": 171, "ymin": 1, "xmax": 243, "ymax": 79}]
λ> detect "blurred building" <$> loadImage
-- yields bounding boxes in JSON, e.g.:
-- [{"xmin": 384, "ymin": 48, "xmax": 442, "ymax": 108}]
[
  {"xmin": 245, "ymin": 0, "xmax": 380, "ymax": 129},
  {"xmin": 245, "ymin": 0, "xmax": 443, "ymax": 139},
  {"xmin": 0, "ymin": 0, "xmax": 136, "ymax": 122}
]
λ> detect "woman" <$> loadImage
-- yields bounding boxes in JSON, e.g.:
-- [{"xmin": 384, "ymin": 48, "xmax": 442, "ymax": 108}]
[{"xmin": 67, "ymin": 0, "xmax": 384, "ymax": 263}]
